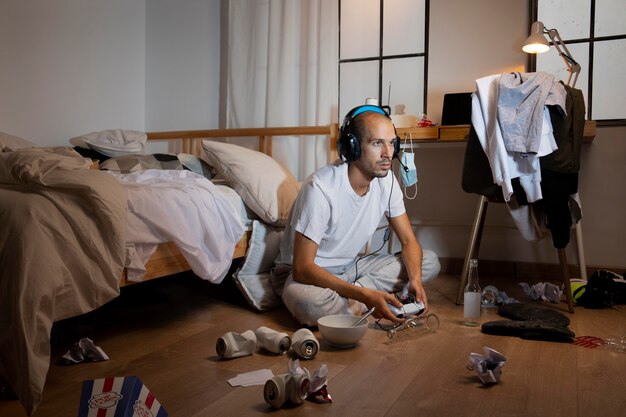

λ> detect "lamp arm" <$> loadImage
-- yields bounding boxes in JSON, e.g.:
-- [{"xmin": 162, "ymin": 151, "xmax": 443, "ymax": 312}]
[{"xmin": 546, "ymin": 28, "xmax": 581, "ymax": 87}]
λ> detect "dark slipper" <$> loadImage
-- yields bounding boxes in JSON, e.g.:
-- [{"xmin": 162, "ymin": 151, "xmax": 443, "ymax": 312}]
[
  {"xmin": 482, "ymin": 319, "xmax": 575, "ymax": 343},
  {"xmin": 498, "ymin": 303, "xmax": 570, "ymax": 326}
]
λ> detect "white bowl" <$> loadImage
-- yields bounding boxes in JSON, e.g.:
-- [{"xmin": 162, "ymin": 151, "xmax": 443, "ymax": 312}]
[{"xmin": 317, "ymin": 314, "xmax": 368, "ymax": 348}]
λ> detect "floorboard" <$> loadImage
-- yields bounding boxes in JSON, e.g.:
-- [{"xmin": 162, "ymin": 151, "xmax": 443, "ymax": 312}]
[{"xmin": 1, "ymin": 271, "xmax": 625, "ymax": 417}]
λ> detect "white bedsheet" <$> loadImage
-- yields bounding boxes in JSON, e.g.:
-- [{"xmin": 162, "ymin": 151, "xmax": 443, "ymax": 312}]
[
  {"xmin": 109, "ymin": 170, "xmax": 246, "ymax": 283},
  {"xmin": 213, "ymin": 181, "xmax": 260, "ymax": 228}
]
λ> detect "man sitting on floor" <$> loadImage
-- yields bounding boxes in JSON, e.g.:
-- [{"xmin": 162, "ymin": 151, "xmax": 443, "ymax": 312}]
[{"xmin": 271, "ymin": 104, "xmax": 440, "ymax": 326}]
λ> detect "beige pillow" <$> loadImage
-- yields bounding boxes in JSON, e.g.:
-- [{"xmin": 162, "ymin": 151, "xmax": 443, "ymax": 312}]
[
  {"xmin": 0, "ymin": 131, "xmax": 37, "ymax": 152},
  {"xmin": 201, "ymin": 141, "xmax": 299, "ymax": 226}
]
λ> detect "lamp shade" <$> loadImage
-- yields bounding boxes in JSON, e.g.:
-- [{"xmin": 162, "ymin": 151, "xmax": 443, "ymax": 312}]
[{"xmin": 523, "ymin": 21, "xmax": 550, "ymax": 54}]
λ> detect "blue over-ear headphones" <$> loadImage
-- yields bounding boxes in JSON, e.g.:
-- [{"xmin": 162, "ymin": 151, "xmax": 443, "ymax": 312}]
[{"xmin": 338, "ymin": 104, "xmax": 400, "ymax": 162}]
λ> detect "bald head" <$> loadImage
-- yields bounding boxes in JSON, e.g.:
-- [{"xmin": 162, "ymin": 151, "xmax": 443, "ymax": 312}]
[{"xmin": 351, "ymin": 111, "xmax": 394, "ymax": 145}]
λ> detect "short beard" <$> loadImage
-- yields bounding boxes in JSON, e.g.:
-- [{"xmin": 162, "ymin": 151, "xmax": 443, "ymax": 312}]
[
  {"xmin": 372, "ymin": 159, "xmax": 391, "ymax": 178},
  {"xmin": 372, "ymin": 169, "xmax": 389, "ymax": 178}
]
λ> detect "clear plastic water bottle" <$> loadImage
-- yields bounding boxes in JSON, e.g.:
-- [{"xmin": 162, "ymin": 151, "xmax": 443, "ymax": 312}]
[{"xmin": 463, "ymin": 259, "xmax": 481, "ymax": 326}]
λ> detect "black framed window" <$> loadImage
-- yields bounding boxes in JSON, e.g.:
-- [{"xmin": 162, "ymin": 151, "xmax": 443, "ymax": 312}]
[
  {"xmin": 338, "ymin": 0, "xmax": 429, "ymax": 119},
  {"xmin": 530, "ymin": 0, "xmax": 626, "ymax": 125}
]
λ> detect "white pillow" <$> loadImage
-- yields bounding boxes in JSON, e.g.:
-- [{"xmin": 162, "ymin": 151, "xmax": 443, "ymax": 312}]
[
  {"xmin": 85, "ymin": 141, "xmax": 144, "ymax": 158},
  {"xmin": 232, "ymin": 220, "xmax": 284, "ymax": 311},
  {"xmin": 201, "ymin": 141, "xmax": 299, "ymax": 226},
  {"xmin": 0, "ymin": 131, "xmax": 37, "ymax": 152},
  {"xmin": 70, "ymin": 129, "xmax": 147, "ymax": 157}
]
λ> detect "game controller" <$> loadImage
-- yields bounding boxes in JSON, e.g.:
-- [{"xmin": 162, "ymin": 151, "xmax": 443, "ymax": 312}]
[{"xmin": 388, "ymin": 293, "xmax": 425, "ymax": 318}]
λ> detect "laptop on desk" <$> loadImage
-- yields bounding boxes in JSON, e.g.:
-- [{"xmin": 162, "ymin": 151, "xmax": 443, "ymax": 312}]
[{"xmin": 441, "ymin": 92, "xmax": 472, "ymax": 126}]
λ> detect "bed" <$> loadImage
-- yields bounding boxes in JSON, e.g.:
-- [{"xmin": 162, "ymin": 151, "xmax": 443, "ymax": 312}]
[{"xmin": 0, "ymin": 125, "xmax": 338, "ymax": 415}]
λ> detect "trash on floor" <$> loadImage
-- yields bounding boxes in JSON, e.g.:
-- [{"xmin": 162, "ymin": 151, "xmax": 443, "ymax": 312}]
[
  {"xmin": 263, "ymin": 359, "xmax": 331, "ymax": 409},
  {"xmin": 603, "ymin": 332, "xmax": 626, "ymax": 353},
  {"xmin": 255, "ymin": 326, "xmax": 292, "ymax": 354},
  {"xmin": 468, "ymin": 347, "xmax": 506, "ymax": 384},
  {"xmin": 78, "ymin": 376, "xmax": 167, "ymax": 417},
  {"xmin": 574, "ymin": 333, "xmax": 626, "ymax": 353},
  {"xmin": 573, "ymin": 336, "xmax": 606, "ymax": 349},
  {"xmin": 216, "ymin": 330, "xmax": 257, "ymax": 359},
  {"xmin": 519, "ymin": 282, "xmax": 563, "ymax": 303},
  {"xmin": 228, "ymin": 369, "xmax": 274, "ymax": 387},
  {"xmin": 481, "ymin": 285, "xmax": 519, "ymax": 307},
  {"xmin": 385, "ymin": 313, "xmax": 440, "ymax": 343},
  {"xmin": 290, "ymin": 328, "xmax": 320, "ymax": 360},
  {"xmin": 289, "ymin": 359, "xmax": 331, "ymax": 403},
  {"xmin": 217, "ymin": 326, "xmax": 319, "ymax": 360},
  {"xmin": 59, "ymin": 337, "xmax": 108, "ymax": 365}
]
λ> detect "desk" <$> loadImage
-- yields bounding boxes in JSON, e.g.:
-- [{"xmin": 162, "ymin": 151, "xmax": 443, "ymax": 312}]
[
  {"xmin": 329, "ymin": 121, "xmax": 596, "ymax": 161},
  {"xmin": 396, "ymin": 120, "xmax": 597, "ymax": 143}
]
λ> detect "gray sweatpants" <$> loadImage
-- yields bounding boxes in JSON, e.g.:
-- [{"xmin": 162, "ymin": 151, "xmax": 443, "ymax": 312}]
[{"xmin": 271, "ymin": 250, "xmax": 440, "ymax": 326}]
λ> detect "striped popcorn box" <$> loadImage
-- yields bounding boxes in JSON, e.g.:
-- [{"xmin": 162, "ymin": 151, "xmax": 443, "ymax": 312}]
[{"xmin": 78, "ymin": 376, "xmax": 168, "ymax": 417}]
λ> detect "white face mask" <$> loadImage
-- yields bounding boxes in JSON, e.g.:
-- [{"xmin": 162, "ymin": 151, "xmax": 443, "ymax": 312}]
[{"xmin": 400, "ymin": 151, "xmax": 418, "ymax": 187}]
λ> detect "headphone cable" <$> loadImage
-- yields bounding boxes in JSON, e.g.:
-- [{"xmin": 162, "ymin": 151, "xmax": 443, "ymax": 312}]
[{"xmin": 354, "ymin": 171, "xmax": 395, "ymax": 282}]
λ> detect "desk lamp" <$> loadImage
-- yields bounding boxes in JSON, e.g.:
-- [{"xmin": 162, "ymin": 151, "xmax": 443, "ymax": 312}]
[{"xmin": 523, "ymin": 21, "xmax": 581, "ymax": 87}]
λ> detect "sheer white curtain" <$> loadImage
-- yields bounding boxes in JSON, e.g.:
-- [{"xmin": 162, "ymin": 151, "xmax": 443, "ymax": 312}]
[{"xmin": 227, "ymin": 0, "xmax": 338, "ymax": 179}]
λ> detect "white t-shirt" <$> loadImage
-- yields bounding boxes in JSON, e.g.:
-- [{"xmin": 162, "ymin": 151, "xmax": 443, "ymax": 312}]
[{"xmin": 276, "ymin": 161, "xmax": 405, "ymax": 268}]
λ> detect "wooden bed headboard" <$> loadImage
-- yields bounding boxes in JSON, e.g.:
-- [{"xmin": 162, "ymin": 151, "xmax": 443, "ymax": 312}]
[{"xmin": 146, "ymin": 125, "xmax": 341, "ymax": 163}]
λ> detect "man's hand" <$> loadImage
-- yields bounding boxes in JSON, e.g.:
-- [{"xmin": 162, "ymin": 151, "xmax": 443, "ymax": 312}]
[
  {"xmin": 360, "ymin": 288, "xmax": 404, "ymax": 323},
  {"xmin": 408, "ymin": 281, "xmax": 429, "ymax": 314},
  {"xmin": 388, "ymin": 213, "xmax": 431, "ymax": 315}
]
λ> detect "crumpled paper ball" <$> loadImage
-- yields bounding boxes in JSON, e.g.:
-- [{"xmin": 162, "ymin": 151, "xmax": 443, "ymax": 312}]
[
  {"xmin": 60, "ymin": 337, "xmax": 109, "ymax": 365},
  {"xmin": 468, "ymin": 347, "xmax": 506, "ymax": 384},
  {"xmin": 519, "ymin": 282, "xmax": 563, "ymax": 303}
]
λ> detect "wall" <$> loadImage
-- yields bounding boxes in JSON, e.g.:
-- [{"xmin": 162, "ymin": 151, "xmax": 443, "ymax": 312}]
[
  {"xmin": 0, "ymin": 0, "xmax": 146, "ymax": 146},
  {"xmin": 146, "ymin": 0, "xmax": 221, "ymax": 132},
  {"xmin": 577, "ymin": 127, "xmax": 626, "ymax": 268},
  {"xmin": 0, "ymin": 0, "xmax": 221, "ymax": 147},
  {"xmin": 427, "ymin": 0, "xmax": 528, "ymax": 124}
]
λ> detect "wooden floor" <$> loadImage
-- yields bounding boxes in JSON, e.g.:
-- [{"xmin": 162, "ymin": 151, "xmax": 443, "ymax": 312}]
[{"xmin": 2, "ymin": 270, "xmax": 626, "ymax": 417}]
